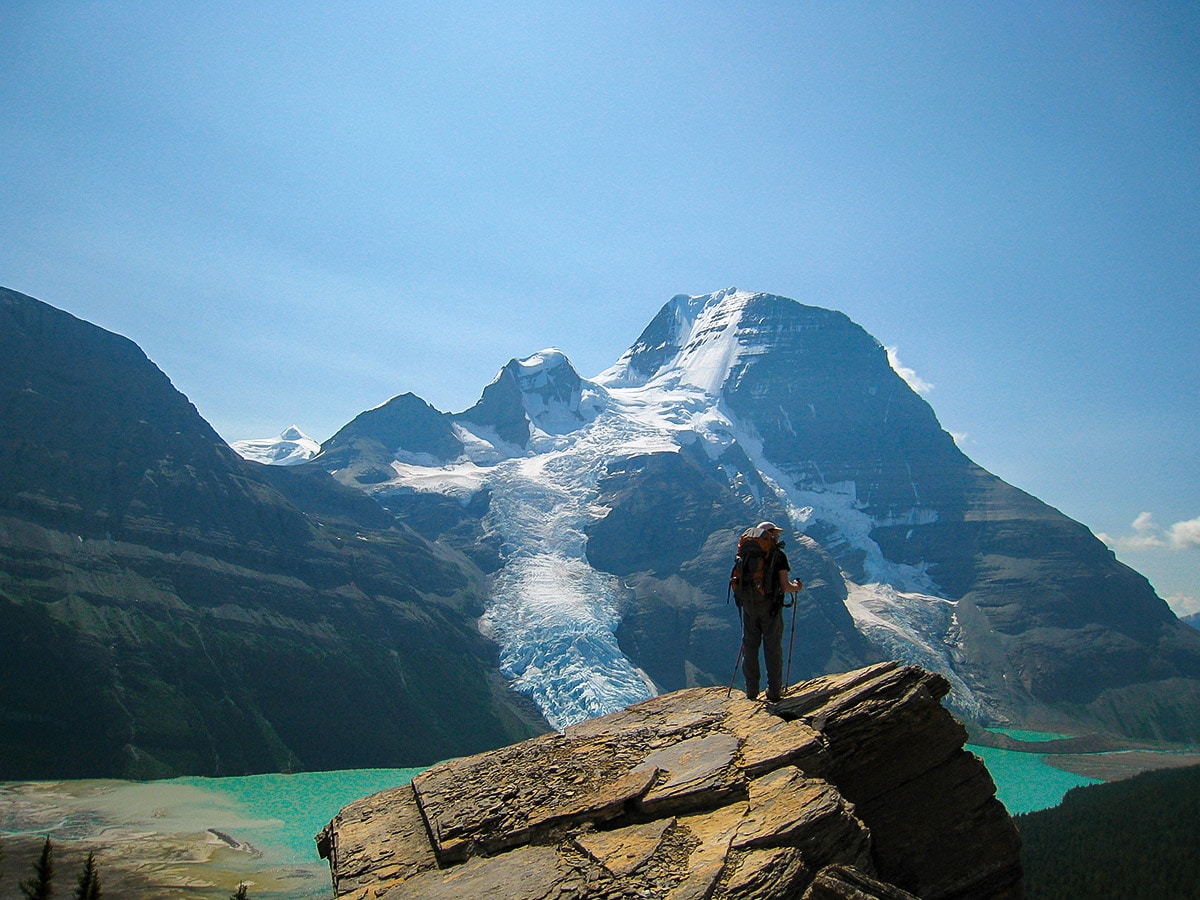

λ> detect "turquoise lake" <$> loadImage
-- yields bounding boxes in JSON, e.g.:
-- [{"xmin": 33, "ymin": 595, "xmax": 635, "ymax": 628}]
[
  {"xmin": 172, "ymin": 767, "xmax": 428, "ymax": 866},
  {"xmin": 0, "ymin": 744, "xmax": 1099, "ymax": 897},
  {"xmin": 174, "ymin": 742, "xmax": 1096, "ymax": 862},
  {"xmin": 965, "ymin": 743, "xmax": 1100, "ymax": 816}
]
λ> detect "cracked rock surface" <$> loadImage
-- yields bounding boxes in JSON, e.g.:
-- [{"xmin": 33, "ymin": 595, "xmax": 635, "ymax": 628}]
[{"xmin": 317, "ymin": 662, "xmax": 1022, "ymax": 899}]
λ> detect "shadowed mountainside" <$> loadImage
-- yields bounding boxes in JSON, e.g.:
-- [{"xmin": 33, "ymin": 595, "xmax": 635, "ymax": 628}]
[{"xmin": 0, "ymin": 287, "xmax": 546, "ymax": 778}]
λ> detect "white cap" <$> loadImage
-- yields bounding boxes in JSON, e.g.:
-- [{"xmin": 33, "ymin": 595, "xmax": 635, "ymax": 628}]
[{"xmin": 748, "ymin": 521, "xmax": 781, "ymax": 537}]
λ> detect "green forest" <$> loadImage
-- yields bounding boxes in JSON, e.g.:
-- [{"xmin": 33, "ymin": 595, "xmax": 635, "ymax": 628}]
[{"xmin": 1017, "ymin": 763, "xmax": 1200, "ymax": 898}]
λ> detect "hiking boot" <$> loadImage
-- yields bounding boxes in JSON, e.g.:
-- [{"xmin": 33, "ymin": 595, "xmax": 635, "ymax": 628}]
[
  {"xmin": 765, "ymin": 690, "xmax": 782, "ymax": 702},
  {"xmin": 745, "ymin": 689, "xmax": 759, "ymax": 701}
]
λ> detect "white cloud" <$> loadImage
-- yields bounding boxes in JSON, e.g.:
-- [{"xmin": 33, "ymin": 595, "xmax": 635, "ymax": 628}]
[
  {"xmin": 1169, "ymin": 517, "xmax": 1200, "ymax": 549},
  {"xmin": 1132, "ymin": 511, "xmax": 1157, "ymax": 533},
  {"xmin": 886, "ymin": 346, "xmax": 933, "ymax": 394},
  {"xmin": 1097, "ymin": 531, "xmax": 1167, "ymax": 551},
  {"xmin": 1165, "ymin": 593, "xmax": 1200, "ymax": 618},
  {"xmin": 1098, "ymin": 512, "xmax": 1200, "ymax": 553}
]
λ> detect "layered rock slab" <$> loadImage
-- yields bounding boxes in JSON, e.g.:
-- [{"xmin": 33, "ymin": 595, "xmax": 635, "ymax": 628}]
[{"xmin": 317, "ymin": 662, "xmax": 1022, "ymax": 899}]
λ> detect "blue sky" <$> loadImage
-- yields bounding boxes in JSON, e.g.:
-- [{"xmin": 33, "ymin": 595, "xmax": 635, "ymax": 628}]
[{"xmin": 2, "ymin": 2, "xmax": 1197, "ymax": 613}]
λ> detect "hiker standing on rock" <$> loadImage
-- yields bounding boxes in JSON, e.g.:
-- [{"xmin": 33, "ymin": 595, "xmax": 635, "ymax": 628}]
[{"xmin": 730, "ymin": 522, "xmax": 802, "ymax": 702}]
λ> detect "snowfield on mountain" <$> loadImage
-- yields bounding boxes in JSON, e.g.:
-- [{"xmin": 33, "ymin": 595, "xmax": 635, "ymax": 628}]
[{"xmin": 259, "ymin": 288, "xmax": 1200, "ymax": 742}]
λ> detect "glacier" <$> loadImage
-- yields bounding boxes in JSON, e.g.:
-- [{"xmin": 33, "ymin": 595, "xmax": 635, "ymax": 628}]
[
  {"xmin": 398, "ymin": 344, "xmax": 758, "ymax": 729},
  {"xmin": 248, "ymin": 289, "xmax": 990, "ymax": 727},
  {"xmin": 231, "ymin": 425, "xmax": 320, "ymax": 466},
  {"xmin": 398, "ymin": 290, "xmax": 984, "ymax": 726}
]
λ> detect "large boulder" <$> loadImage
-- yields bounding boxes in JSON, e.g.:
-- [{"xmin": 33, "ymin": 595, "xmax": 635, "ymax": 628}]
[{"xmin": 317, "ymin": 662, "xmax": 1022, "ymax": 899}]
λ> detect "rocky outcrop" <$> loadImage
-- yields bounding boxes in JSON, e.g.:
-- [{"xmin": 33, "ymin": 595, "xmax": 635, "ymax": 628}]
[{"xmin": 317, "ymin": 662, "xmax": 1022, "ymax": 899}]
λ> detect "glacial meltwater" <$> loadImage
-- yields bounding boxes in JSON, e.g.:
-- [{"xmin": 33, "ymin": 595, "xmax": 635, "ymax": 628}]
[
  {"xmin": 965, "ymin": 744, "xmax": 1100, "ymax": 815},
  {"xmin": 0, "ymin": 746, "xmax": 1103, "ymax": 897},
  {"xmin": 0, "ymin": 768, "xmax": 424, "ymax": 899},
  {"xmin": 172, "ymin": 768, "xmax": 429, "ymax": 870}
]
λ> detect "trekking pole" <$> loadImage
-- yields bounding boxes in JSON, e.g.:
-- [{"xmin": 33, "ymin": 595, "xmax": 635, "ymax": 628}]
[
  {"xmin": 784, "ymin": 591, "xmax": 798, "ymax": 693},
  {"xmin": 726, "ymin": 641, "xmax": 744, "ymax": 699},
  {"xmin": 726, "ymin": 606, "xmax": 745, "ymax": 698}
]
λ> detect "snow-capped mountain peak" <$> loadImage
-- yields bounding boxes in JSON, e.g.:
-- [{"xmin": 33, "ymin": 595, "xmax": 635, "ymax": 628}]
[
  {"xmin": 303, "ymin": 289, "xmax": 1200, "ymax": 743},
  {"xmin": 596, "ymin": 287, "xmax": 825, "ymax": 399},
  {"xmin": 598, "ymin": 287, "xmax": 751, "ymax": 389},
  {"xmin": 230, "ymin": 425, "xmax": 320, "ymax": 466},
  {"xmin": 458, "ymin": 348, "xmax": 607, "ymax": 450},
  {"xmin": 507, "ymin": 348, "xmax": 606, "ymax": 435}
]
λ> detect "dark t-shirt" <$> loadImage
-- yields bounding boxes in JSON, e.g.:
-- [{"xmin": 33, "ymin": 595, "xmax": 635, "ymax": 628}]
[{"xmin": 769, "ymin": 548, "xmax": 790, "ymax": 599}]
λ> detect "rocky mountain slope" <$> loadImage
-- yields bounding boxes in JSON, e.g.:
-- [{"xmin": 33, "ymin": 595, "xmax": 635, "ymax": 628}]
[
  {"xmin": 318, "ymin": 662, "xmax": 1023, "ymax": 900},
  {"xmin": 0, "ymin": 287, "xmax": 546, "ymax": 778},
  {"xmin": 306, "ymin": 288, "xmax": 1200, "ymax": 742},
  {"xmin": 6, "ymin": 281, "xmax": 1197, "ymax": 781}
]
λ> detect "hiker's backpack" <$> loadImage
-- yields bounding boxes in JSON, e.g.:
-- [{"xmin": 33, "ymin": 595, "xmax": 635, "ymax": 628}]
[{"xmin": 729, "ymin": 530, "xmax": 778, "ymax": 607}]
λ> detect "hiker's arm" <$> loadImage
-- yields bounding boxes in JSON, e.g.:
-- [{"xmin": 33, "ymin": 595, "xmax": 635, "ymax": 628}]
[{"xmin": 778, "ymin": 570, "xmax": 802, "ymax": 593}]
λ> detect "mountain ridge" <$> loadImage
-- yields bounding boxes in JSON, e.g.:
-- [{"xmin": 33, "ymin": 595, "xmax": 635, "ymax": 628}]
[
  {"xmin": 0, "ymin": 286, "xmax": 547, "ymax": 779},
  {"xmin": 296, "ymin": 288, "xmax": 1200, "ymax": 741},
  {"xmin": 4, "ymin": 282, "xmax": 1198, "ymax": 783}
]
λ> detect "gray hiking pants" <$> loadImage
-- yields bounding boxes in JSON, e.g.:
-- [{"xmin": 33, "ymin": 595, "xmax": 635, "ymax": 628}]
[{"xmin": 741, "ymin": 598, "xmax": 784, "ymax": 699}]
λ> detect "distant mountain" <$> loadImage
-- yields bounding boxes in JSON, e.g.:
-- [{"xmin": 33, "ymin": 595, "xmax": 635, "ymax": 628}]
[
  {"xmin": 231, "ymin": 425, "xmax": 320, "ymax": 465},
  {"xmin": 314, "ymin": 288, "xmax": 1200, "ymax": 742},
  {"xmin": 0, "ymin": 287, "xmax": 546, "ymax": 779},
  {"xmin": 10, "ymin": 282, "xmax": 1199, "ymax": 783},
  {"xmin": 1184, "ymin": 612, "xmax": 1200, "ymax": 630}
]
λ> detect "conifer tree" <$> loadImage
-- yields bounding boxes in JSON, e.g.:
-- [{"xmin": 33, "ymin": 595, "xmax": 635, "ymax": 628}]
[
  {"xmin": 231, "ymin": 883, "xmax": 250, "ymax": 899},
  {"xmin": 19, "ymin": 836, "xmax": 53, "ymax": 900},
  {"xmin": 74, "ymin": 851, "xmax": 101, "ymax": 900}
]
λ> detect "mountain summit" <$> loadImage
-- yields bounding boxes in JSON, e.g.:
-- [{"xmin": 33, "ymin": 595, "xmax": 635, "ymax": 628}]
[
  {"xmin": 315, "ymin": 288, "xmax": 1200, "ymax": 741},
  {"xmin": 232, "ymin": 425, "xmax": 320, "ymax": 465},
  {"xmin": 15, "ymin": 281, "xmax": 1194, "ymax": 780},
  {"xmin": 459, "ymin": 348, "xmax": 607, "ymax": 451}
]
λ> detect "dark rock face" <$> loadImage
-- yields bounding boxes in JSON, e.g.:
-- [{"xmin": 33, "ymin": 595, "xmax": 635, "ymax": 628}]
[
  {"xmin": 585, "ymin": 291, "xmax": 1200, "ymax": 740},
  {"xmin": 610, "ymin": 293, "xmax": 704, "ymax": 382},
  {"xmin": 307, "ymin": 288, "xmax": 1200, "ymax": 743},
  {"xmin": 318, "ymin": 662, "xmax": 1022, "ymax": 899},
  {"xmin": 0, "ymin": 288, "xmax": 546, "ymax": 778},
  {"xmin": 718, "ymin": 296, "xmax": 965, "ymax": 528},
  {"xmin": 457, "ymin": 359, "xmax": 535, "ymax": 449},
  {"xmin": 588, "ymin": 446, "xmax": 881, "ymax": 694},
  {"xmin": 319, "ymin": 392, "xmax": 463, "ymax": 482}
]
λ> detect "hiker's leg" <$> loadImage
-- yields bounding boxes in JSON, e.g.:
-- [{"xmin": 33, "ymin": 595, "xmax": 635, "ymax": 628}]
[
  {"xmin": 741, "ymin": 609, "xmax": 764, "ymax": 699},
  {"xmin": 764, "ymin": 607, "xmax": 785, "ymax": 700}
]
